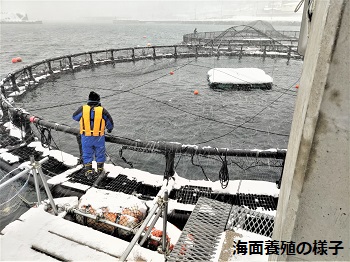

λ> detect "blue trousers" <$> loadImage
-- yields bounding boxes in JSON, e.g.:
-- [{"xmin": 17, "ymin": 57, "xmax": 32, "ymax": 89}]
[{"xmin": 81, "ymin": 135, "xmax": 106, "ymax": 164}]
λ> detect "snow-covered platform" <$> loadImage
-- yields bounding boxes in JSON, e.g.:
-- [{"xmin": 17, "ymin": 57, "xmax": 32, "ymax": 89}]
[
  {"xmin": 0, "ymin": 197, "xmax": 165, "ymax": 261},
  {"xmin": 207, "ymin": 68, "xmax": 273, "ymax": 90}
]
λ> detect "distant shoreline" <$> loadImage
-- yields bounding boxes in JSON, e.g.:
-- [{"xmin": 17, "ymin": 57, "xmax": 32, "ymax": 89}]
[
  {"xmin": 113, "ymin": 19, "xmax": 301, "ymax": 26},
  {"xmin": 0, "ymin": 21, "xmax": 43, "ymax": 24}
]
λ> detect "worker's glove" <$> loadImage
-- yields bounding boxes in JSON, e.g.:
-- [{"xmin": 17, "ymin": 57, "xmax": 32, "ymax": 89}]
[{"xmin": 107, "ymin": 129, "xmax": 112, "ymax": 133}]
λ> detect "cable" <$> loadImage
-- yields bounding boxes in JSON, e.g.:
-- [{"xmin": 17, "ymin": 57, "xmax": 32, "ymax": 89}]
[
  {"xmin": 191, "ymin": 154, "xmax": 210, "ymax": 181},
  {"xmin": 195, "ymin": 76, "xmax": 301, "ymax": 145},
  {"xmin": 28, "ymin": 59, "xmax": 196, "ymax": 111},
  {"xmin": 119, "ymin": 146, "xmax": 134, "ymax": 168}
]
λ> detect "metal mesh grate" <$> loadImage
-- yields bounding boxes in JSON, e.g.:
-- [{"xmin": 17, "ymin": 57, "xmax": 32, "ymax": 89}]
[
  {"xmin": 0, "ymin": 135, "xmax": 21, "ymax": 147},
  {"xmin": 68, "ymin": 169, "xmax": 99, "ymax": 186},
  {"xmin": 168, "ymin": 197, "xmax": 232, "ymax": 261},
  {"xmin": 226, "ymin": 205, "xmax": 275, "ymax": 238},
  {"xmin": 174, "ymin": 186, "xmax": 212, "ymax": 204},
  {"xmin": 9, "ymin": 146, "xmax": 42, "ymax": 161},
  {"xmin": 234, "ymin": 193, "xmax": 277, "ymax": 211},
  {"xmin": 41, "ymin": 156, "xmax": 71, "ymax": 177},
  {"xmin": 104, "ymin": 174, "xmax": 141, "ymax": 194}
]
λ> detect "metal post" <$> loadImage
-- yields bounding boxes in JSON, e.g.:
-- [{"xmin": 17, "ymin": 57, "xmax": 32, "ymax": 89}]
[
  {"xmin": 152, "ymin": 47, "xmax": 156, "ymax": 59},
  {"xmin": 139, "ymin": 209, "xmax": 162, "ymax": 246},
  {"xmin": 36, "ymin": 162, "xmax": 58, "ymax": 215},
  {"xmin": 120, "ymin": 202, "xmax": 160, "ymax": 261},
  {"xmin": 27, "ymin": 67, "xmax": 35, "ymax": 81},
  {"xmin": 174, "ymin": 46, "xmax": 177, "ymax": 58},
  {"xmin": 131, "ymin": 48, "xmax": 135, "ymax": 61},
  {"xmin": 287, "ymin": 46, "xmax": 292, "ymax": 62},
  {"xmin": 162, "ymin": 190, "xmax": 168, "ymax": 253},
  {"xmin": 239, "ymin": 46, "xmax": 243, "ymax": 60},
  {"xmin": 10, "ymin": 74, "xmax": 20, "ymax": 92},
  {"xmin": 164, "ymin": 151, "xmax": 175, "ymax": 179},
  {"xmin": 68, "ymin": 56, "xmax": 73, "ymax": 70},
  {"xmin": 110, "ymin": 50, "xmax": 114, "ymax": 61},
  {"xmin": 47, "ymin": 60, "xmax": 53, "ymax": 74},
  {"xmin": 30, "ymin": 156, "xmax": 41, "ymax": 205},
  {"xmin": 89, "ymin": 53, "xmax": 94, "ymax": 65}
]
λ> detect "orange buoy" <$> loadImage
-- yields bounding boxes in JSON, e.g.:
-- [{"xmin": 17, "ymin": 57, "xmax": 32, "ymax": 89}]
[
  {"xmin": 143, "ymin": 36, "xmax": 147, "ymax": 38},
  {"xmin": 170, "ymin": 71, "xmax": 174, "ymax": 75},
  {"xmin": 194, "ymin": 90, "xmax": 199, "ymax": 95},
  {"xmin": 295, "ymin": 84, "xmax": 299, "ymax": 89},
  {"xmin": 11, "ymin": 58, "xmax": 18, "ymax": 63},
  {"xmin": 16, "ymin": 57, "xmax": 22, "ymax": 62}
]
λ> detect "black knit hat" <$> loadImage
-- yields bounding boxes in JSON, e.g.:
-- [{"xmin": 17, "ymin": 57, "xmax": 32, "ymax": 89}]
[{"xmin": 88, "ymin": 91, "xmax": 100, "ymax": 102}]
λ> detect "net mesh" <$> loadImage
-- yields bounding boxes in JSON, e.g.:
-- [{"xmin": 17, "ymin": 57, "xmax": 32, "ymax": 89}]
[{"xmin": 0, "ymin": 169, "xmax": 30, "ymax": 216}]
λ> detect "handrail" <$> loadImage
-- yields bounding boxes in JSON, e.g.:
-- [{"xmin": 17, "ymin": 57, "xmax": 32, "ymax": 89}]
[
  {"xmin": 0, "ymin": 157, "xmax": 49, "ymax": 190},
  {"xmin": 0, "ymin": 99, "xmax": 287, "ymax": 159}
]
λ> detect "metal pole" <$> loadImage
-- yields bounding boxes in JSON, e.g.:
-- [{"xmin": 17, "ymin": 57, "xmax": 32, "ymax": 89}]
[
  {"xmin": 162, "ymin": 190, "xmax": 168, "ymax": 253},
  {"xmin": 0, "ymin": 167, "xmax": 31, "ymax": 190},
  {"xmin": 139, "ymin": 209, "xmax": 162, "ymax": 246},
  {"xmin": 73, "ymin": 209, "xmax": 134, "ymax": 232},
  {"xmin": 30, "ymin": 156, "xmax": 41, "ymax": 205},
  {"xmin": 36, "ymin": 162, "xmax": 58, "ymax": 215},
  {"xmin": 120, "ymin": 202, "xmax": 160, "ymax": 261}
]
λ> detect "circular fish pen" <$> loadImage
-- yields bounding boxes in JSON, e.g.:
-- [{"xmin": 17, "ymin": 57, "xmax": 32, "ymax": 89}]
[{"xmin": 0, "ymin": 24, "xmax": 302, "ymax": 245}]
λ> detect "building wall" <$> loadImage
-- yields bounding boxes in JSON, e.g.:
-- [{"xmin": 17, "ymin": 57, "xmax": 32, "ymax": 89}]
[{"xmin": 271, "ymin": 0, "xmax": 349, "ymax": 261}]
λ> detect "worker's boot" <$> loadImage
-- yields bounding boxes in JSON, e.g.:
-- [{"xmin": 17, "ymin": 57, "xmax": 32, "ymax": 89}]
[
  {"xmin": 84, "ymin": 163, "xmax": 93, "ymax": 180},
  {"xmin": 97, "ymin": 162, "xmax": 105, "ymax": 176}
]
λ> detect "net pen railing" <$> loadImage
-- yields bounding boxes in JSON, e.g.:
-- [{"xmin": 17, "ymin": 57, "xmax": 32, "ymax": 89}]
[
  {"xmin": 0, "ymin": 44, "xmax": 302, "ymax": 96},
  {"xmin": 0, "ymin": 95, "xmax": 287, "ymax": 186}
]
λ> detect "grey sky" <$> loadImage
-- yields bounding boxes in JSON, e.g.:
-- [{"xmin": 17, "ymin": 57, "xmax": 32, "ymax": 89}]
[{"xmin": 1, "ymin": 1, "xmax": 301, "ymax": 22}]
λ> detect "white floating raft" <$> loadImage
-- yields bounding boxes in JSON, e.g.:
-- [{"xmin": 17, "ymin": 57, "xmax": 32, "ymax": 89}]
[{"xmin": 207, "ymin": 68, "xmax": 273, "ymax": 90}]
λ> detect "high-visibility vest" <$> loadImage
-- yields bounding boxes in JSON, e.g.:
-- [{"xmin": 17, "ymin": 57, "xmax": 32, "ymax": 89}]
[{"xmin": 80, "ymin": 105, "xmax": 105, "ymax": 136}]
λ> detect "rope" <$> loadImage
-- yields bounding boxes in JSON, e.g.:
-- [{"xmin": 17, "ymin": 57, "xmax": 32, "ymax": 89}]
[
  {"xmin": 119, "ymin": 147, "xmax": 134, "ymax": 168},
  {"xmin": 216, "ymin": 148, "xmax": 229, "ymax": 189},
  {"xmin": 33, "ymin": 123, "xmax": 59, "ymax": 150},
  {"xmin": 196, "ymin": 76, "xmax": 301, "ymax": 145},
  {"xmin": 191, "ymin": 154, "xmax": 210, "ymax": 181}
]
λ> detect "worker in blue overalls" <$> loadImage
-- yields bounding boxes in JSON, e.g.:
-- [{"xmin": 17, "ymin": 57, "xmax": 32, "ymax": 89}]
[{"xmin": 73, "ymin": 91, "xmax": 114, "ymax": 179}]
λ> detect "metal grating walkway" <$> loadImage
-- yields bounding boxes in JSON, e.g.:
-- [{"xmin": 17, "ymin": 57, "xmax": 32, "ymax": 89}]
[
  {"xmin": 174, "ymin": 185, "xmax": 212, "ymax": 204},
  {"xmin": 168, "ymin": 197, "xmax": 232, "ymax": 261},
  {"xmin": 104, "ymin": 174, "xmax": 141, "ymax": 194},
  {"xmin": 226, "ymin": 205, "xmax": 275, "ymax": 238},
  {"xmin": 68, "ymin": 169, "xmax": 99, "ymax": 186}
]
